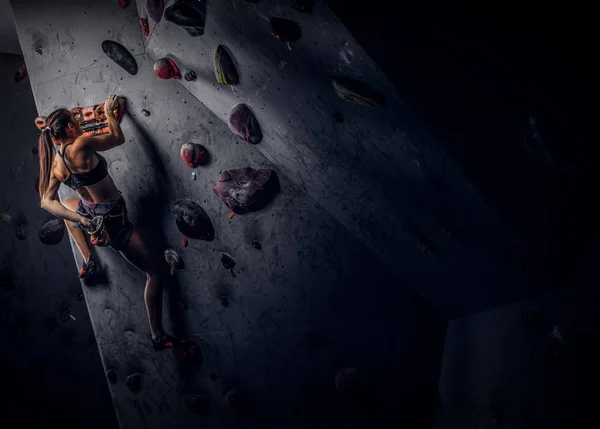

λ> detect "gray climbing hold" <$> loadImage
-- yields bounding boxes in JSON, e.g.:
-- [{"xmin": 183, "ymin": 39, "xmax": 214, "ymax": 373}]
[
  {"xmin": 332, "ymin": 76, "xmax": 385, "ymax": 108},
  {"xmin": 141, "ymin": 109, "xmax": 150, "ymax": 117},
  {"xmin": 228, "ymin": 104, "xmax": 262, "ymax": 144},
  {"xmin": 107, "ymin": 369, "xmax": 118, "ymax": 384},
  {"xmin": 39, "ymin": 218, "xmax": 65, "ymax": 245},
  {"xmin": 102, "ymin": 40, "xmax": 138, "ymax": 75},
  {"xmin": 126, "ymin": 373, "xmax": 142, "ymax": 392},
  {"xmin": 165, "ymin": 248, "xmax": 185, "ymax": 269},
  {"xmin": 184, "ymin": 69, "xmax": 197, "ymax": 81}
]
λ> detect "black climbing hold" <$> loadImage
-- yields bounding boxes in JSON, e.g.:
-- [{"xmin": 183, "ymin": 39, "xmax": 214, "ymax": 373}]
[
  {"xmin": 332, "ymin": 112, "xmax": 344, "ymax": 123},
  {"xmin": 35, "ymin": 48, "xmax": 43, "ymax": 55},
  {"xmin": 15, "ymin": 224, "xmax": 26, "ymax": 240},
  {"xmin": 225, "ymin": 389, "xmax": 244, "ymax": 412},
  {"xmin": 332, "ymin": 76, "xmax": 385, "ymax": 108},
  {"xmin": 31, "ymin": 146, "xmax": 38, "ymax": 155},
  {"xmin": 293, "ymin": 0, "xmax": 313, "ymax": 13},
  {"xmin": 184, "ymin": 394, "xmax": 210, "ymax": 413},
  {"xmin": 335, "ymin": 368, "xmax": 365, "ymax": 399},
  {"xmin": 165, "ymin": 248, "xmax": 185, "ymax": 269},
  {"xmin": 59, "ymin": 308, "xmax": 71, "ymax": 323},
  {"xmin": 220, "ymin": 254, "xmax": 235, "ymax": 277},
  {"xmin": 172, "ymin": 198, "xmax": 215, "ymax": 241},
  {"xmin": 270, "ymin": 18, "xmax": 302, "ymax": 43},
  {"xmin": 219, "ymin": 296, "xmax": 229, "ymax": 307},
  {"xmin": 184, "ymin": 69, "xmax": 197, "ymax": 81},
  {"xmin": 214, "ymin": 45, "xmax": 239, "ymax": 85},
  {"xmin": 164, "ymin": 0, "xmax": 206, "ymax": 37},
  {"xmin": 252, "ymin": 241, "xmax": 262, "ymax": 250},
  {"xmin": 102, "ymin": 40, "xmax": 138, "ymax": 75},
  {"xmin": 214, "ymin": 167, "xmax": 279, "ymax": 214},
  {"xmin": 178, "ymin": 300, "xmax": 189, "ymax": 310},
  {"xmin": 146, "ymin": 0, "xmax": 165, "ymax": 23},
  {"xmin": 180, "ymin": 143, "xmax": 206, "ymax": 168},
  {"xmin": 126, "ymin": 373, "xmax": 142, "ymax": 391},
  {"xmin": 141, "ymin": 109, "xmax": 150, "ymax": 117},
  {"xmin": 38, "ymin": 218, "xmax": 65, "ymax": 245},
  {"xmin": 14, "ymin": 63, "xmax": 28, "ymax": 83},
  {"xmin": 77, "ymin": 292, "xmax": 85, "ymax": 301},
  {"xmin": 0, "ymin": 276, "xmax": 16, "ymax": 291},
  {"xmin": 154, "ymin": 57, "xmax": 181, "ymax": 79},
  {"xmin": 208, "ymin": 371, "xmax": 217, "ymax": 381},
  {"xmin": 0, "ymin": 311, "xmax": 9, "ymax": 324},
  {"xmin": 107, "ymin": 369, "xmax": 118, "ymax": 384},
  {"xmin": 228, "ymin": 104, "xmax": 262, "ymax": 144}
]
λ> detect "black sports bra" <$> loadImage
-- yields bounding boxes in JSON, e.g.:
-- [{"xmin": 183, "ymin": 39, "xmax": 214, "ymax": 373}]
[{"xmin": 59, "ymin": 143, "xmax": 108, "ymax": 190}]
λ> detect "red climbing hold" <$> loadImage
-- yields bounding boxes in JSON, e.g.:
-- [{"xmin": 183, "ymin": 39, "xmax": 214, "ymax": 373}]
[
  {"xmin": 140, "ymin": 18, "xmax": 150, "ymax": 36},
  {"xmin": 14, "ymin": 64, "xmax": 28, "ymax": 83},
  {"xmin": 154, "ymin": 57, "xmax": 181, "ymax": 79},
  {"xmin": 180, "ymin": 143, "xmax": 206, "ymax": 168},
  {"xmin": 117, "ymin": 0, "xmax": 130, "ymax": 8}
]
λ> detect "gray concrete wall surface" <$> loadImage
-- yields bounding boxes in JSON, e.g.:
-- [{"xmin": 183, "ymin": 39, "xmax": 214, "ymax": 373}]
[
  {"xmin": 0, "ymin": 0, "xmax": 21, "ymax": 54},
  {"xmin": 0, "ymin": 53, "xmax": 117, "ymax": 429},
  {"xmin": 11, "ymin": 1, "xmax": 447, "ymax": 428},
  {"xmin": 142, "ymin": 0, "xmax": 527, "ymax": 318}
]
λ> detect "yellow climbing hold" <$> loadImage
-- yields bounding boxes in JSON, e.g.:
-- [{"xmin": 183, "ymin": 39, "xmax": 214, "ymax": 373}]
[{"xmin": 0, "ymin": 213, "xmax": 11, "ymax": 223}]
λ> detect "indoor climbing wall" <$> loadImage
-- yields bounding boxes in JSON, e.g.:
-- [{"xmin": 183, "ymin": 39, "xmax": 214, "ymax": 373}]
[
  {"xmin": 141, "ymin": 0, "xmax": 528, "ymax": 317},
  {"xmin": 11, "ymin": 1, "xmax": 446, "ymax": 428}
]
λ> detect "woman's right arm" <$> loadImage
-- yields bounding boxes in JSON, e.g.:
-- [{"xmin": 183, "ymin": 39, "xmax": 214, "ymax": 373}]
[{"xmin": 40, "ymin": 172, "xmax": 90, "ymax": 226}]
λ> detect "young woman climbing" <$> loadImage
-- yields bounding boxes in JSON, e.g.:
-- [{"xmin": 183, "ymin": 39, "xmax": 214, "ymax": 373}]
[{"xmin": 37, "ymin": 94, "xmax": 175, "ymax": 350}]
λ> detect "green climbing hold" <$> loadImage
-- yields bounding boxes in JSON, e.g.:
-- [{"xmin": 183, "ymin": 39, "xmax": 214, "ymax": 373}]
[
  {"xmin": 214, "ymin": 45, "xmax": 239, "ymax": 85},
  {"xmin": 332, "ymin": 76, "xmax": 385, "ymax": 108}
]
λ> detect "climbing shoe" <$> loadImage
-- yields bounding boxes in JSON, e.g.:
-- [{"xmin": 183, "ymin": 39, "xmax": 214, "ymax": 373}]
[
  {"xmin": 79, "ymin": 254, "xmax": 98, "ymax": 279},
  {"xmin": 152, "ymin": 332, "xmax": 180, "ymax": 351}
]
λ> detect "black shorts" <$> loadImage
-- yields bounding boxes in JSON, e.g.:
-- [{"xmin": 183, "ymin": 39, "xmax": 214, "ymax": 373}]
[{"xmin": 72, "ymin": 197, "xmax": 134, "ymax": 251}]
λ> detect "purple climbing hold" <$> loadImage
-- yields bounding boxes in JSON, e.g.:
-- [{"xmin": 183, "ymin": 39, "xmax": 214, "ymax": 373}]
[
  {"xmin": 154, "ymin": 57, "xmax": 181, "ymax": 79},
  {"xmin": 146, "ymin": 0, "xmax": 165, "ymax": 23},
  {"xmin": 164, "ymin": 0, "xmax": 206, "ymax": 37},
  {"xmin": 172, "ymin": 198, "xmax": 215, "ymax": 241},
  {"xmin": 102, "ymin": 40, "xmax": 138, "ymax": 75},
  {"xmin": 38, "ymin": 218, "xmax": 65, "ymax": 245},
  {"xmin": 270, "ymin": 18, "xmax": 302, "ymax": 43},
  {"xmin": 293, "ymin": 0, "xmax": 313, "ymax": 13},
  {"xmin": 184, "ymin": 69, "xmax": 197, "ymax": 82},
  {"xmin": 228, "ymin": 104, "xmax": 262, "ymax": 144},
  {"xmin": 213, "ymin": 167, "xmax": 279, "ymax": 214}
]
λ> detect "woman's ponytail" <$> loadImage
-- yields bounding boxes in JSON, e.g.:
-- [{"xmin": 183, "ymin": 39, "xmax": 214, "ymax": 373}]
[{"xmin": 38, "ymin": 128, "xmax": 54, "ymax": 200}]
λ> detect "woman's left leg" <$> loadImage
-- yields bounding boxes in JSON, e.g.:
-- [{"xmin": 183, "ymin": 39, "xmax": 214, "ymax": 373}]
[
  {"xmin": 118, "ymin": 229, "xmax": 169, "ymax": 343},
  {"xmin": 62, "ymin": 197, "xmax": 96, "ymax": 278}
]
